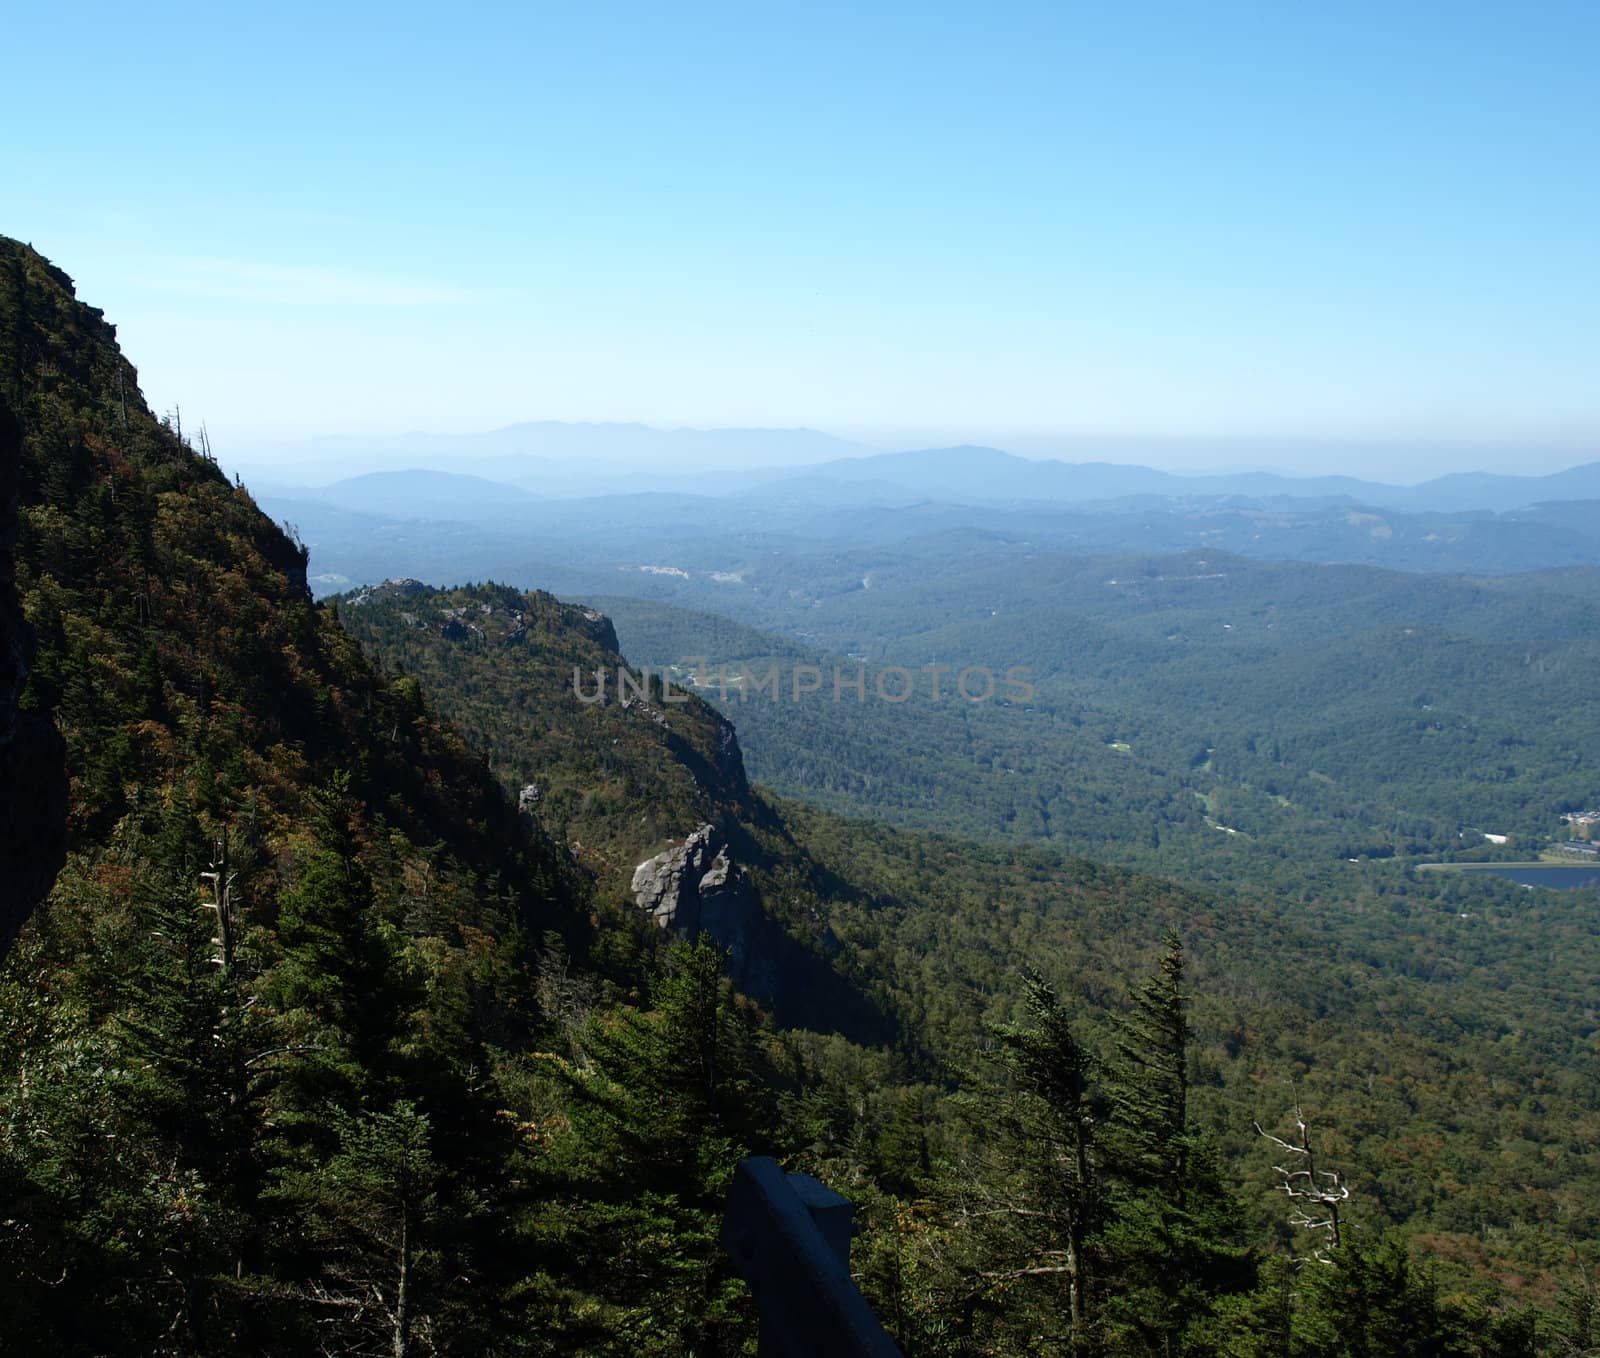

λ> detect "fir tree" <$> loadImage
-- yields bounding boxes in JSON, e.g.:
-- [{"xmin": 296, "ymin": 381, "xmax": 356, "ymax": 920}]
[
  {"xmin": 1102, "ymin": 936, "xmax": 1252, "ymax": 1358},
  {"xmin": 967, "ymin": 969, "xmax": 1106, "ymax": 1355}
]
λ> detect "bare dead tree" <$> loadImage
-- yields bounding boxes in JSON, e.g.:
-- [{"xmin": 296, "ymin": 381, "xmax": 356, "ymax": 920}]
[
  {"xmin": 198, "ymin": 829, "xmax": 238, "ymax": 975},
  {"xmin": 536, "ymin": 939, "xmax": 597, "ymax": 1065},
  {"xmin": 1255, "ymin": 1108, "xmax": 1348, "ymax": 1264}
]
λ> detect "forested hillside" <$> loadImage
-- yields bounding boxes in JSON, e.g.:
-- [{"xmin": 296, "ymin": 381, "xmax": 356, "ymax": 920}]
[
  {"xmin": 0, "ymin": 388, "xmax": 66, "ymax": 949},
  {"xmin": 5, "ymin": 236, "xmax": 1600, "ymax": 1357},
  {"xmin": 595, "ymin": 555, "xmax": 1600, "ymax": 882},
  {"xmin": 344, "ymin": 572, "xmax": 1600, "ymax": 1348},
  {"xmin": 333, "ymin": 579, "xmax": 754, "ymax": 892},
  {"xmin": 331, "ymin": 578, "xmax": 899, "ymax": 1038},
  {"xmin": 0, "ymin": 238, "xmax": 788, "ymax": 1354}
]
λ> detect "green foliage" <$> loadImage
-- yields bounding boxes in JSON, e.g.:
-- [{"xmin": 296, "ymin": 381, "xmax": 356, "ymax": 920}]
[
  {"xmin": 957, "ymin": 972, "xmax": 1107, "ymax": 1354},
  {"xmin": 938, "ymin": 946, "xmax": 1252, "ymax": 1358},
  {"xmin": 266, "ymin": 1100, "xmax": 482, "ymax": 1357},
  {"xmin": 600, "ymin": 569, "xmax": 1600, "ymax": 880},
  {"xmin": 0, "ymin": 237, "xmax": 581, "ymax": 1353},
  {"xmin": 517, "ymin": 939, "xmax": 775, "ymax": 1355},
  {"xmin": 3, "ymin": 235, "xmax": 1596, "ymax": 1355}
]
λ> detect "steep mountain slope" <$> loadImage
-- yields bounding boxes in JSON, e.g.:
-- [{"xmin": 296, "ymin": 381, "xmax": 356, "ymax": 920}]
[
  {"xmin": 0, "ymin": 239, "xmax": 572, "ymax": 912},
  {"xmin": 333, "ymin": 579, "xmax": 898, "ymax": 1039},
  {"xmin": 336, "ymin": 579, "xmax": 750, "ymax": 887},
  {"xmin": 0, "ymin": 397, "xmax": 66, "ymax": 951},
  {"xmin": 341, "ymin": 572, "xmax": 1600, "ymax": 1300},
  {"xmin": 0, "ymin": 239, "xmax": 644, "ymax": 1354}
]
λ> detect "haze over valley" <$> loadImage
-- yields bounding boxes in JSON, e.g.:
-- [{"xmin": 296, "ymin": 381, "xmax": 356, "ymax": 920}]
[{"xmin": 9, "ymin": 1, "xmax": 1600, "ymax": 1352}]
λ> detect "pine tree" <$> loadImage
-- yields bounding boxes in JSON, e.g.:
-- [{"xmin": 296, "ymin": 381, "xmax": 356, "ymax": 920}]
[
  {"xmin": 1102, "ymin": 936, "xmax": 1252, "ymax": 1358},
  {"xmin": 259, "ymin": 772, "xmax": 401, "ymax": 1121},
  {"xmin": 269, "ymin": 1100, "xmax": 450, "ymax": 1358},
  {"xmin": 1110, "ymin": 933, "xmax": 1190, "ymax": 1199},
  {"xmin": 571, "ymin": 936, "xmax": 770, "ymax": 1188},
  {"xmin": 962, "ymin": 970, "xmax": 1106, "ymax": 1355},
  {"xmin": 539, "ymin": 937, "xmax": 772, "ymax": 1356},
  {"xmin": 112, "ymin": 855, "xmax": 256, "ymax": 1344}
]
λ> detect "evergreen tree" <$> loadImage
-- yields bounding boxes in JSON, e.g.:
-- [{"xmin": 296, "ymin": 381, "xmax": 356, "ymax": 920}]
[
  {"xmin": 0, "ymin": 807, "xmax": 256, "ymax": 1353},
  {"xmin": 1110, "ymin": 933, "xmax": 1191, "ymax": 1198},
  {"xmin": 1101, "ymin": 936, "xmax": 1252, "ymax": 1358},
  {"xmin": 1291, "ymin": 1238, "xmax": 1457, "ymax": 1358},
  {"xmin": 112, "ymin": 850, "xmax": 256, "ymax": 1345},
  {"xmin": 962, "ymin": 970, "xmax": 1106, "ymax": 1355},
  {"xmin": 535, "ymin": 938, "xmax": 772, "ymax": 1356},
  {"xmin": 259, "ymin": 772, "xmax": 402, "ymax": 1122},
  {"xmin": 268, "ymin": 1100, "xmax": 455, "ymax": 1358}
]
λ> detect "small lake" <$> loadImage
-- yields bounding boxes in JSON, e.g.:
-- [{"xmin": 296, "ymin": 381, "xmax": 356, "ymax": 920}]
[{"xmin": 1465, "ymin": 865, "xmax": 1600, "ymax": 890}]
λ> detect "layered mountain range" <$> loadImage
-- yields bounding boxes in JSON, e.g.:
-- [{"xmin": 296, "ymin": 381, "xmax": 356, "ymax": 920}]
[{"xmin": 5, "ymin": 235, "xmax": 1600, "ymax": 1353}]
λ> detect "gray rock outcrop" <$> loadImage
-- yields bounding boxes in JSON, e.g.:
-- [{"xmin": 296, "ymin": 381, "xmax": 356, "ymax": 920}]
[
  {"xmin": 630, "ymin": 823, "xmax": 774, "ymax": 996},
  {"xmin": 340, "ymin": 577, "xmax": 433, "ymax": 608},
  {"xmin": 629, "ymin": 820, "xmax": 761, "ymax": 935},
  {"xmin": 632, "ymin": 824, "xmax": 723, "ymax": 931},
  {"xmin": 575, "ymin": 607, "xmax": 620, "ymax": 654}
]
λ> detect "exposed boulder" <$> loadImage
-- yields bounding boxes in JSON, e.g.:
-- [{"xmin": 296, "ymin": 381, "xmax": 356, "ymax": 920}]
[
  {"xmin": 630, "ymin": 823, "xmax": 774, "ymax": 995},
  {"xmin": 631, "ymin": 823, "xmax": 724, "ymax": 931},
  {"xmin": 575, "ymin": 607, "xmax": 620, "ymax": 654}
]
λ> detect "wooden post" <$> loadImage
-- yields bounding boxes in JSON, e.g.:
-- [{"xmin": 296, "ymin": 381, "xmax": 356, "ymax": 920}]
[{"xmin": 721, "ymin": 1156, "xmax": 903, "ymax": 1358}]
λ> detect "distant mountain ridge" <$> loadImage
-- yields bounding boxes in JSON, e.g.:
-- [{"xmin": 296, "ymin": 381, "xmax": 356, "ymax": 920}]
[
  {"xmin": 255, "ymin": 453, "xmax": 1600, "ymax": 597},
  {"xmin": 285, "ymin": 468, "xmax": 543, "ymax": 518},
  {"xmin": 234, "ymin": 420, "xmax": 876, "ymax": 492},
  {"xmin": 253, "ymin": 433, "xmax": 1600, "ymax": 516},
  {"xmin": 714, "ymin": 443, "xmax": 1600, "ymax": 513}
]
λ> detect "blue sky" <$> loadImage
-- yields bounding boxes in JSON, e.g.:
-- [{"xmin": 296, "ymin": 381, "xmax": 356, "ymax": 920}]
[{"xmin": 6, "ymin": 0, "xmax": 1599, "ymax": 477}]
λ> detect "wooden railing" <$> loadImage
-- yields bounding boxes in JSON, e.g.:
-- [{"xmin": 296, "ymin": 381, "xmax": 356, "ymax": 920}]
[{"xmin": 721, "ymin": 1156, "xmax": 904, "ymax": 1358}]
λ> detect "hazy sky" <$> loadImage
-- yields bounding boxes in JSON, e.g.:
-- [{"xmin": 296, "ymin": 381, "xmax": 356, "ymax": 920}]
[{"xmin": 7, "ymin": 1, "xmax": 1599, "ymax": 478}]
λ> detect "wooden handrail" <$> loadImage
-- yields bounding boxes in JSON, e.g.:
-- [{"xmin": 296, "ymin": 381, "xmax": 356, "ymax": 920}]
[{"xmin": 721, "ymin": 1156, "xmax": 904, "ymax": 1358}]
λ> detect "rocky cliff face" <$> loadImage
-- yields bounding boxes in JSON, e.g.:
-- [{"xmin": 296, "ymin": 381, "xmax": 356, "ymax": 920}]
[
  {"xmin": 337, "ymin": 579, "xmax": 755, "ymax": 876},
  {"xmin": 574, "ymin": 606, "xmax": 620, "ymax": 654},
  {"xmin": 631, "ymin": 823, "xmax": 756, "ymax": 933},
  {"xmin": 334, "ymin": 577, "xmax": 881, "ymax": 1032},
  {"xmin": 630, "ymin": 823, "xmax": 776, "ymax": 1003},
  {"xmin": 0, "ymin": 401, "xmax": 66, "ymax": 957}
]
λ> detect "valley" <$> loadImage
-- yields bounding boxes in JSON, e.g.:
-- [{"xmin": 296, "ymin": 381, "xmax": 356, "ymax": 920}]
[
  {"xmin": 13, "ymin": 6, "xmax": 1600, "ymax": 1352},
  {"xmin": 4, "ymin": 238, "xmax": 1600, "ymax": 1355}
]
